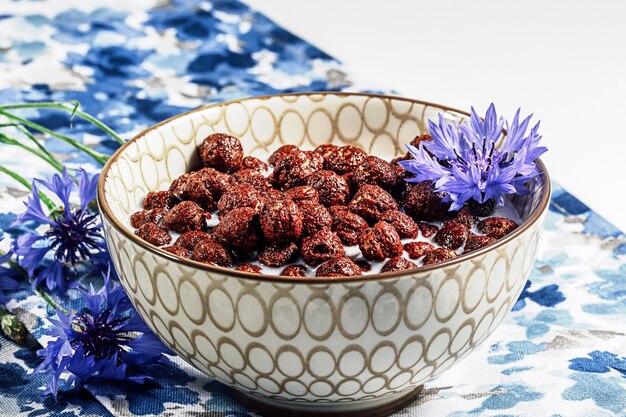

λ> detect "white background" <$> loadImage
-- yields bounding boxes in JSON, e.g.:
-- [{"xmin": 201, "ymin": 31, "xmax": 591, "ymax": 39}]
[{"xmin": 246, "ymin": 0, "xmax": 626, "ymax": 231}]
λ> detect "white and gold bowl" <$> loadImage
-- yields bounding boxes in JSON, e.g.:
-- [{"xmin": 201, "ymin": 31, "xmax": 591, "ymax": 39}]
[{"xmin": 97, "ymin": 92, "xmax": 550, "ymax": 417}]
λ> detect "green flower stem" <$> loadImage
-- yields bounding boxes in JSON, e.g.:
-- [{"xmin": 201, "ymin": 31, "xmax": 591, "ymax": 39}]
[
  {"xmin": 35, "ymin": 287, "xmax": 63, "ymax": 313},
  {"xmin": 0, "ymin": 132, "xmax": 64, "ymax": 173},
  {"xmin": 5, "ymin": 259, "xmax": 27, "ymax": 280},
  {"xmin": 0, "ymin": 102, "xmax": 125, "ymax": 145},
  {"xmin": 0, "ymin": 110, "xmax": 109, "ymax": 165},
  {"xmin": 0, "ymin": 164, "xmax": 56, "ymax": 211},
  {"xmin": 10, "ymin": 123, "xmax": 64, "ymax": 170}
]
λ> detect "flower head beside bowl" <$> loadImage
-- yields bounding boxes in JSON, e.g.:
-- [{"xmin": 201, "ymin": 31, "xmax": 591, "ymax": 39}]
[
  {"xmin": 34, "ymin": 269, "xmax": 172, "ymax": 398},
  {"xmin": 399, "ymin": 104, "xmax": 547, "ymax": 211},
  {"xmin": 11, "ymin": 168, "xmax": 107, "ymax": 292}
]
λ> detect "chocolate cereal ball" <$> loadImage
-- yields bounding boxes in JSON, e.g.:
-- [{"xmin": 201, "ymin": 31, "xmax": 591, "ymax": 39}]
[
  {"xmin": 284, "ymin": 185, "xmax": 319, "ymax": 206},
  {"xmin": 392, "ymin": 162, "xmax": 409, "ymax": 182},
  {"xmin": 299, "ymin": 203, "xmax": 332, "ymax": 236},
  {"xmin": 351, "ymin": 156, "xmax": 398, "ymax": 191},
  {"xmin": 418, "ymin": 222, "xmax": 439, "ymax": 238},
  {"xmin": 280, "ymin": 265, "xmax": 308, "ymax": 277},
  {"xmin": 212, "ymin": 207, "xmax": 261, "ymax": 256},
  {"xmin": 355, "ymin": 259, "xmax": 372, "ymax": 272},
  {"xmin": 401, "ymin": 181, "xmax": 450, "ymax": 222},
  {"xmin": 464, "ymin": 234, "xmax": 496, "ymax": 253},
  {"xmin": 183, "ymin": 171, "xmax": 219, "ymax": 211},
  {"xmin": 381, "ymin": 256, "xmax": 417, "ymax": 273},
  {"xmin": 191, "ymin": 236, "xmax": 234, "ymax": 267},
  {"xmin": 272, "ymin": 151, "xmax": 320, "ymax": 190},
  {"xmin": 260, "ymin": 199, "xmax": 303, "ymax": 243},
  {"xmin": 143, "ymin": 191, "xmax": 178, "ymax": 211},
  {"xmin": 162, "ymin": 201, "xmax": 209, "ymax": 233},
  {"xmin": 326, "ymin": 145, "xmax": 367, "ymax": 174},
  {"xmin": 443, "ymin": 207, "xmax": 478, "ymax": 230},
  {"xmin": 184, "ymin": 167, "xmax": 230, "ymax": 205},
  {"xmin": 394, "ymin": 134, "xmax": 432, "ymax": 162},
  {"xmin": 268, "ymin": 144, "xmax": 299, "ymax": 167},
  {"xmin": 404, "ymin": 241, "xmax": 434, "ymax": 259},
  {"xmin": 134, "ymin": 222, "xmax": 172, "ymax": 246},
  {"xmin": 305, "ymin": 150, "xmax": 325, "ymax": 171},
  {"xmin": 217, "ymin": 184, "xmax": 265, "ymax": 216},
  {"xmin": 235, "ymin": 264, "xmax": 262, "ymax": 273},
  {"xmin": 199, "ymin": 133, "xmax": 243, "ymax": 173},
  {"xmin": 169, "ymin": 172, "xmax": 192, "ymax": 199},
  {"xmin": 130, "ymin": 208, "xmax": 166, "ymax": 228},
  {"xmin": 358, "ymin": 221, "xmax": 403, "ymax": 261},
  {"xmin": 263, "ymin": 188, "xmax": 285, "ymax": 201},
  {"xmin": 348, "ymin": 184, "xmax": 398, "ymax": 223},
  {"xmin": 316, "ymin": 256, "xmax": 362, "ymax": 277},
  {"xmin": 477, "ymin": 217, "xmax": 518, "ymax": 239},
  {"xmin": 306, "ymin": 170, "xmax": 351, "ymax": 207},
  {"xmin": 434, "ymin": 222, "xmax": 469, "ymax": 250},
  {"xmin": 314, "ymin": 144, "xmax": 339, "ymax": 164},
  {"xmin": 257, "ymin": 242, "xmax": 298, "ymax": 267},
  {"xmin": 175, "ymin": 230, "xmax": 211, "ymax": 250},
  {"xmin": 229, "ymin": 168, "xmax": 271, "ymax": 191},
  {"xmin": 379, "ymin": 209, "xmax": 419, "ymax": 239},
  {"xmin": 422, "ymin": 248, "xmax": 457, "ymax": 266},
  {"xmin": 241, "ymin": 156, "xmax": 268, "ymax": 172},
  {"xmin": 410, "ymin": 134, "xmax": 433, "ymax": 147},
  {"xmin": 329, "ymin": 206, "xmax": 368, "ymax": 246},
  {"xmin": 300, "ymin": 228, "xmax": 344, "ymax": 266}
]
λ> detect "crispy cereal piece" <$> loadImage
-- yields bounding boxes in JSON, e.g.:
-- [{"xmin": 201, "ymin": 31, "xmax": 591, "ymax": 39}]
[
  {"xmin": 259, "ymin": 199, "xmax": 303, "ymax": 243},
  {"xmin": 477, "ymin": 217, "xmax": 518, "ymax": 239},
  {"xmin": 348, "ymin": 184, "xmax": 398, "ymax": 223},
  {"xmin": 191, "ymin": 236, "xmax": 234, "ymax": 267},
  {"xmin": 300, "ymin": 228, "xmax": 344, "ymax": 266},
  {"xmin": 212, "ymin": 207, "xmax": 261, "ymax": 256},
  {"xmin": 422, "ymin": 248, "xmax": 457, "ymax": 266},
  {"xmin": 357, "ymin": 221, "xmax": 403, "ymax": 261},
  {"xmin": 434, "ymin": 222, "xmax": 469, "ymax": 250},
  {"xmin": 199, "ymin": 133, "xmax": 243, "ymax": 173},
  {"xmin": 381, "ymin": 256, "xmax": 417, "ymax": 272},
  {"xmin": 316, "ymin": 256, "xmax": 362, "ymax": 277},
  {"xmin": 257, "ymin": 242, "xmax": 298, "ymax": 267},
  {"xmin": 306, "ymin": 170, "xmax": 351, "ymax": 207},
  {"xmin": 134, "ymin": 223, "xmax": 172, "ymax": 246},
  {"xmin": 162, "ymin": 201, "xmax": 209, "ymax": 233}
]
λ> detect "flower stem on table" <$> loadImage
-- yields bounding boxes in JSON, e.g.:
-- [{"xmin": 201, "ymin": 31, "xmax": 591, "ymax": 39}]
[
  {"xmin": 0, "ymin": 110, "xmax": 110, "ymax": 165},
  {"xmin": 0, "ymin": 130, "xmax": 64, "ymax": 173},
  {"xmin": 0, "ymin": 164, "xmax": 56, "ymax": 210},
  {"xmin": 0, "ymin": 101, "xmax": 125, "ymax": 146}
]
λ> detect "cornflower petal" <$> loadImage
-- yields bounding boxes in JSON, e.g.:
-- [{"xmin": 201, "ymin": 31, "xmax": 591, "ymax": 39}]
[
  {"xmin": 425, "ymin": 114, "xmax": 464, "ymax": 160},
  {"xmin": 14, "ymin": 183, "xmax": 52, "ymax": 226},
  {"xmin": 77, "ymin": 169, "xmax": 100, "ymax": 211}
]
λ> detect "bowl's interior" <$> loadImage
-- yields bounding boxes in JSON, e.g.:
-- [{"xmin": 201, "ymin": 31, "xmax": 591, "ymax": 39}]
[{"xmin": 100, "ymin": 93, "xmax": 547, "ymax": 253}]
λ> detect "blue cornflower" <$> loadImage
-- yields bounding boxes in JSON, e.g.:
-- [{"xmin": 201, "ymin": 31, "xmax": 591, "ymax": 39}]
[
  {"xmin": 11, "ymin": 168, "xmax": 105, "ymax": 292},
  {"xmin": 33, "ymin": 270, "xmax": 172, "ymax": 399},
  {"xmin": 399, "ymin": 104, "xmax": 547, "ymax": 211}
]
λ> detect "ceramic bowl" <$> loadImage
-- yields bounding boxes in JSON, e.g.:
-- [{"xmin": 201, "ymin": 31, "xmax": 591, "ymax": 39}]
[{"xmin": 97, "ymin": 92, "xmax": 550, "ymax": 417}]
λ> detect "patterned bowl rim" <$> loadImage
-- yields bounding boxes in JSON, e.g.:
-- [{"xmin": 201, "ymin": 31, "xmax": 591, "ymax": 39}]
[{"xmin": 97, "ymin": 91, "xmax": 551, "ymax": 283}]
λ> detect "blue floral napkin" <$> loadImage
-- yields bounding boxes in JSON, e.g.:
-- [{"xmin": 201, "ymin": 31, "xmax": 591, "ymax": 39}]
[{"xmin": 0, "ymin": 1, "xmax": 624, "ymax": 416}]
